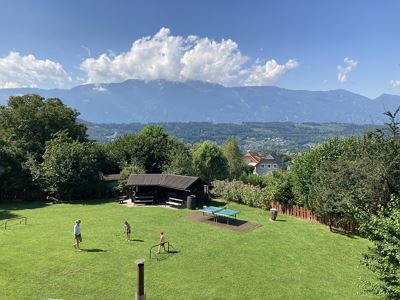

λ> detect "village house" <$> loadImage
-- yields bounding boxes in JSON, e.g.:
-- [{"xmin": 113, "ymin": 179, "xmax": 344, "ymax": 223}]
[{"xmin": 243, "ymin": 151, "xmax": 288, "ymax": 176}]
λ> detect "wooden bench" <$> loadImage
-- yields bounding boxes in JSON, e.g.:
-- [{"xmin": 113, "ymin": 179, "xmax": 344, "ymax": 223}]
[
  {"xmin": 166, "ymin": 197, "xmax": 185, "ymax": 208},
  {"xmin": 134, "ymin": 195, "xmax": 154, "ymax": 205},
  {"xmin": 118, "ymin": 196, "xmax": 128, "ymax": 204}
]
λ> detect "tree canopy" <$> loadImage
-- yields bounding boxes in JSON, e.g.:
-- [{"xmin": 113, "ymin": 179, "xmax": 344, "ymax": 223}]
[
  {"xmin": 28, "ymin": 131, "xmax": 101, "ymax": 200},
  {"xmin": 0, "ymin": 94, "xmax": 87, "ymax": 156},
  {"xmin": 192, "ymin": 141, "xmax": 228, "ymax": 183},
  {"xmin": 222, "ymin": 137, "xmax": 245, "ymax": 179}
]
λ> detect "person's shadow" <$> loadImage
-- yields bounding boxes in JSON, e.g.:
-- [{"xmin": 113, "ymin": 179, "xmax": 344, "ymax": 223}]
[
  {"xmin": 82, "ymin": 248, "xmax": 107, "ymax": 252},
  {"xmin": 131, "ymin": 239, "xmax": 144, "ymax": 242}
]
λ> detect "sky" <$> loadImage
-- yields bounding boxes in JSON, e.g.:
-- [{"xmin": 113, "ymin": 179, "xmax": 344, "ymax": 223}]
[{"xmin": 0, "ymin": 0, "xmax": 399, "ymax": 98}]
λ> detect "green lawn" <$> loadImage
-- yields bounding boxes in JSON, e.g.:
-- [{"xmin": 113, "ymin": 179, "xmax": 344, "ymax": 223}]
[{"xmin": 0, "ymin": 199, "xmax": 378, "ymax": 300}]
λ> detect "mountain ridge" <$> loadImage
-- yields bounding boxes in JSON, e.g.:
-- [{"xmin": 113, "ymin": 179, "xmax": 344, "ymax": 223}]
[{"xmin": 0, "ymin": 79, "xmax": 399, "ymax": 124}]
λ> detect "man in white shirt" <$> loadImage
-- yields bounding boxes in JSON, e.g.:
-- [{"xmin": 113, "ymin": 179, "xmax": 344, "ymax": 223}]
[{"xmin": 73, "ymin": 219, "xmax": 82, "ymax": 251}]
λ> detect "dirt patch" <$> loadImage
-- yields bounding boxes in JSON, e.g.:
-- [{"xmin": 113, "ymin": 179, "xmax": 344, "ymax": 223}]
[{"xmin": 185, "ymin": 212, "xmax": 261, "ymax": 232}]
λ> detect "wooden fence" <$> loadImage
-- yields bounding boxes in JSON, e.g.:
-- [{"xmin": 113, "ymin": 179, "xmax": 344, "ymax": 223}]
[
  {"xmin": 270, "ymin": 201, "xmax": 357, "ymax": 232},
  {"xmin": 0, "ymin": 190, "xmax": 47, "ymax": 202}
]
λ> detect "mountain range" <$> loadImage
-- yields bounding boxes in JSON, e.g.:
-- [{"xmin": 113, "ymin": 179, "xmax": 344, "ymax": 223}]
[{"xmin": 0, "ymin": 79, "xmax": 399, "ymax": 124}]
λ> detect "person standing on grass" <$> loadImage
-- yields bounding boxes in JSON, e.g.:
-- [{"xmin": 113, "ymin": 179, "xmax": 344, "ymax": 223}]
[
  {"xmin": 157, "ymin": 230, "xmax": 166, "ymax": 253},
  {"xmin": 123, "ymin": 221, "xmax": 131, "ymax": 241},
  {"xmin": 73, "ymin": 219, "xmax": 82, "ymax": 251}
]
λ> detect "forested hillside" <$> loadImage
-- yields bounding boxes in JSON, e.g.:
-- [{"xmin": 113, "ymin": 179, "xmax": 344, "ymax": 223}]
[{"xmin": 85, "ymin": 121, "xmax": 380, "ymax": 153}]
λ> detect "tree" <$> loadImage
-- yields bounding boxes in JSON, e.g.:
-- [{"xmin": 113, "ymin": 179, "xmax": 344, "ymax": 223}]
[
  {"xmin": 291, "ymin": 137, "xmax": 361, "ymax": 207},
  {"xmin": 263, "ymin": 170, "xmax": 294, "ymax": 205},
  {"xmin": 116, "ymin": 163, "xmax": 146, "ymax": 193},
  {"xmin": 0, "ymin": 94, "xmax": 87, "ymax": 156},
  {"xmin": 0, "ymin": 94, "xmax": 88, "ymax": 191},
  {"xmin": 192, "ymin": 141, "xmax": 228, "ymax": 183},
  {"xmin": 222, "ymin": 137, "xmax": 245, "ymax": 179},
  {"xmin": 28, "ymin": 131, "xmax": 101, "ymax": 200},
  {"xmin": 135, "ymin": 125, "xmax": 171, "ymax": 173},
  {"xmin": 0, "ymin": 138, "xmax": 28, "ymax": 192},
  {"xmin": 163, "ymin": 138, "xmax": 193, "ymax": 175},
  {"xmin": 106, "ymin": 133, "xmax": 139, "ymax": 169},
  {"xmin": 361, "ymin": 195, "xmax": 400, "ymax": 299}
]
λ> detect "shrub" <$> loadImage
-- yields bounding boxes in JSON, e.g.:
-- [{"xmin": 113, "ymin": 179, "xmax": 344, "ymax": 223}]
[{"xmin": 212, "ymin": 180, "xmax": 270, "ymax": 209}]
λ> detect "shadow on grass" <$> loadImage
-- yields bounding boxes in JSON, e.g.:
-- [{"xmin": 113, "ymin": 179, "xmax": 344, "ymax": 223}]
[
  {"xmin": 206, "ymin": 199, "xmax": 226, "ymax": 207},
  {"xmin": 273, "ymin": 219, "xmax": 287, "ymax": 222},
  {"xmin": 131, "ymin": 239, "xmax": 144, "ymax": 242},
  {"xmin": 331, "ymin": 228, "xmax": 357, "ymax": 239},
  {"xmin": 82, "ymin": 248, "xmax": 107, "ymax": 252},
  {"xmin": 0, "ymin": 201, "xmax": 49, "ymax": 211},
  {"xmin": 152, "ymin": 249, "xmax": 180, "ymax": 261},
  {"xmin": 78, "ymin": 198, "xmax": 116, "ymax": 205},
  {"xmin": 214, "ymin": 218, "xmax": 248, "ymax": 227},
  {"xmin": 0, "ymin": 210, "xmax": 20, "ymax": 220}
]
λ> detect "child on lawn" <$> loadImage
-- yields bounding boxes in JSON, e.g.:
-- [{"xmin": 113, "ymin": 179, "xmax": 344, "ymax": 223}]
[
  {"xmin": 124, "ymin": 221, "xmax": 131, "ymax": 241},
  {"xmin": 157, "ymin": 230, "xmax": 166, "ymax": 253},
  {"xmin": 73, "ymin": 219, "xmax": 82, "ymax": 251}
]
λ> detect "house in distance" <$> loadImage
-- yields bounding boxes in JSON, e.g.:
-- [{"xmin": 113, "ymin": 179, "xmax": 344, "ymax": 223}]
[{"xmin": 243, "ymin": 151, "xmax": 288, "ymax": 176}]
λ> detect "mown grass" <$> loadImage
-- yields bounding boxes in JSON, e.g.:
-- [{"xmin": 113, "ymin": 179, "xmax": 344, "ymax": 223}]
[{"xmin": 0, "ymin": 199, "xmax": 378, "ymax": 299}]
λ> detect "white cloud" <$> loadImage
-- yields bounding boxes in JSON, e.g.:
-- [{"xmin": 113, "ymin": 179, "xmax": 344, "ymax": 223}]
[
  {"xmin": 337, "ymin": 57, "xmax": 358, "ymax": 83},
  {"xmin": 93, "ymin": 84, "xmax": 108, "ymax": 92},
  {"xmin": 180, "ymin": 38, "xmax": 248, "ymax": 85},
  {"xmin": 244, "ymin": 59, "xmax": 299, "ymax": 86},
  {"xmin": 0, "ymin": 51, "xmax": 71, "ymax": 89},
  {"xmin": 81, "ymin": 28, "xmax": 186, "ymax": 84},
  {"xmin": 81, "ymin": 27, "xmax": 298, "ymax": 86},
  {"xmin": 390, "ymin": 79, "xmax": 400, "ymax": 88}
]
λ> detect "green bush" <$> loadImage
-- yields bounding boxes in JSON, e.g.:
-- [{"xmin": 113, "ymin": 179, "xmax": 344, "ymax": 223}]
[{"xmin": 212, "ymin": 180, "xmax": 270, "ymax": 209}]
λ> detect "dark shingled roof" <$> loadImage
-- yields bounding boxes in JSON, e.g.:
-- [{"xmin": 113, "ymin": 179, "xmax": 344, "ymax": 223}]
[{"xmin": 127, "ymin": 174, "xmax": 204, "ymax": 190}]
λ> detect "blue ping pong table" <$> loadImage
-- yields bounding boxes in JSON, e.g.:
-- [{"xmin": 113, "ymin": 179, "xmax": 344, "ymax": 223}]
[{"xmin": 199, "ymin": 206, "xmax": 239, "ymax": 224}]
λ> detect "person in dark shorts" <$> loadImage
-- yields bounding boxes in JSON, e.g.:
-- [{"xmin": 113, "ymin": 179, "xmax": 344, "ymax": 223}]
[
  {"xmin": 123, "ymin": 221, "xmax": 131, "ymax": 241},
  {"xmin": 73, "ymin": 219, "xmax": 82, "ymax": 251},
  {"xmin": 157, "ymin": 230, "xmax": 166, "ymax": 253}
]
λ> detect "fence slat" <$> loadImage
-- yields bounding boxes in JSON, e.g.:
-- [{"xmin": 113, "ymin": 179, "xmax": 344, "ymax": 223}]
[{"xmin": 270, "ymin": 201, "xmax": 356, "ymax": 232}]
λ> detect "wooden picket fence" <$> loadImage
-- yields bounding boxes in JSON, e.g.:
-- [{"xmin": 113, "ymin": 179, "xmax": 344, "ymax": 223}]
[
  {"xmin": 270, "ymin": 201, "xmax": 357, "ymax": 232},
  {"xmin": 0, "ymin": 190, "xmax": 47, "ymax": 202}
]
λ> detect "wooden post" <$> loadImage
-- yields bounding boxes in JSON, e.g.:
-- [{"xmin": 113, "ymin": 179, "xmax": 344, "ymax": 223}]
[{"xmin": 135, "ymin": 258, "xmax": 146, "ymax": 300}]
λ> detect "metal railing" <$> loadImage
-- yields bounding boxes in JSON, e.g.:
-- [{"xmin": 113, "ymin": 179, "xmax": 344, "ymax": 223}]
[
  {"xmin": 149, "ymin": 241, "xmax": 171, "ymax": 258},
  {"xmin": 3, "ymin": 216, "xmax": 27, "ymax": 229}
]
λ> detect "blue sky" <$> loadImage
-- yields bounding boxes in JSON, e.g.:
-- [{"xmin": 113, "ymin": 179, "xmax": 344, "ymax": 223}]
[{"xmin": 0, "ymin": 0, "xmax": 399, "ymax": 98}]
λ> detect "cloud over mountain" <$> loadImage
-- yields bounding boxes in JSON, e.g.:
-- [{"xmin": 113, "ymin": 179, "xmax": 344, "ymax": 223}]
[{"xmin": 80, "ymin": 27, "xmax": 298, "ymax": 86}]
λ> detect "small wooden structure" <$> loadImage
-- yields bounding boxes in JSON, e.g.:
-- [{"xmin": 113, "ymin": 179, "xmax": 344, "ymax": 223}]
[{"xmin": 126, "ymin": 174, "xmax": 206, "ymax": 208}]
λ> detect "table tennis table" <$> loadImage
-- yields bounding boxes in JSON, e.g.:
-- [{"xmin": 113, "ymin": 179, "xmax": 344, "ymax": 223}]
[{"xmin": 199, "ymin": 206, "xmax": 239, "ymax": 224}]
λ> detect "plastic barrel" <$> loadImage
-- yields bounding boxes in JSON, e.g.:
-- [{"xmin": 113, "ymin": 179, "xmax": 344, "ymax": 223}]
[
  {"xmin": 270, "ymin": 208, "xmax": 278, "ymax": 221},
  {"xmin": 186, "ymin": 195, "xmax": 197, "ymax": 210}
]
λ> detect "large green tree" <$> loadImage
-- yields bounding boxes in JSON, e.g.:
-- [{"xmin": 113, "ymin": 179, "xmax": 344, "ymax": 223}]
[
  {"xmin": 164, "ymin": 138, "xmax": 193, "ymax": 175},
  {"xmin": 106, "ymin": 133, "xmax": 140, "ymax": 169},
  {"xmin": 0, "ymin": 94, "xmax": 88, "ymax": 192},
  {"xmin": 222, "ymin": 137, "xmax": 245, "ymax": 179},
  {"xmin": 28, "ymin": 132, "xmax": 101, "ymax": 200},
  {"xmin": 0, "ymin": 139, "xmax": 28, "ymax": 192},
  {"xmin": 135, "ymin": 125, "xmax": 171, "ymax": 173},
  {"xmin": 0, "ymin": 94, "xmax": 87, "ymax": 156},
  {"xmin": 291, "ymin": 136, "xmax": 361, "ymax": 207},
  {"xmin": 107, "ymin": 125, "xmax": 192, "ymax": 174},
  {"xmin": 192, "ymin": 141, "xmax": 228, "ymax": 183}
]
